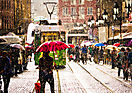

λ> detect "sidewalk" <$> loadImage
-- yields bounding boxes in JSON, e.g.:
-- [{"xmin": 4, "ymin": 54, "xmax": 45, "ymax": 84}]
[
  {"xmin": 5, "ymin": 60, "xmax": 87, "ymax": 93},
  {"xmin": 8, "ymin": 61, "xmax": 39, "ymax": 93}
]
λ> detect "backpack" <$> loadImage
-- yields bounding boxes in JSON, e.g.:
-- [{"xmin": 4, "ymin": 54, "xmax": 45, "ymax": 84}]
[
  {"xmin": 118, "ymin": 52, "xmax": 125, "ymax": 64},
  {"xmin": 128, "ymin": 52, "xmax": 132, "ymax": 64}
]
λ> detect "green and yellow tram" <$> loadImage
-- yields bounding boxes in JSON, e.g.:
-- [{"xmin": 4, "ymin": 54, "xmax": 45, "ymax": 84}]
[{"xmin": 34, "ymin": 20, "xmax": 66, "ymax": 68}]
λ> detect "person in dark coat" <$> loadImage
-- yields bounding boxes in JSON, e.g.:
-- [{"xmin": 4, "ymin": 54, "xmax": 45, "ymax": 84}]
[
  {"xmin": 0, "ymin": 51, "xmax": 12, "ymax": 93},
  {"xmin": 116, "ymin": 48, "xmax": 125, "ymax": 77},
  {"xmin": 11, "ymin": 48, "xmax": 19, "ymax": 77},
  {"xmin": 81, "ymin": 45, "xmax": 87, "ymax": 64},
  {"xmin": 126, "ymin": 48, "xmax": 132, "ymax": 81},
  {"xmin": 75, "ymin": 44, "xmax": 80, "ymax": 62},
  {"xmin": 39, "ymin": 51, "xmax": 55, "ymax": 93}
]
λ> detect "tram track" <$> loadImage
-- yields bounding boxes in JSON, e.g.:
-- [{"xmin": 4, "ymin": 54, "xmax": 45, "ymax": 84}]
[
  {"xmin": 87, "ymin": 62, "xmax": 132, "ymax": 89},
  {"xmin": 78, "ymin": 64, "xmax": 115, "ymax": 93},
  {"xmin": 67, "ymin": 62, "xmax": 114, "ymax": 93},
  {"xmin": 77, "ymin": 62, "xmax": 132, "ymax": 93}
]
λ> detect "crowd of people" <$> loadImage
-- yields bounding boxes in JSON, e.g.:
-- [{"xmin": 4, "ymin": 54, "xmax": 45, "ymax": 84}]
[
  {"xmin": 0, "ymin": 48, "xmax": 30, "ymax": 93},
  {"xmin": 67, "ymin": 44, "xmax": 132, "ymax": 81}
]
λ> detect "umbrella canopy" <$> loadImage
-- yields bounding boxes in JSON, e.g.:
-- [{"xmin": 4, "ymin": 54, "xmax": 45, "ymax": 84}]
[
  {"xmin": 81, "ymin": 42, "xmax": 92, "ymax": 46},
  {"xmin": 0, "ymin": 36, "xmax": 22, "ymax": 44},
  {"xmin": 105, "ymin": 45, "xmax": 118, "ymax": 50},
  {"xmin": 25, "ymin": 45, "xmax": 34, "ymax": 50},
  {"xmin": 36, "ymin": 41, "xmax": 69, "ymax": 52},
  {"xmin": 95, "ymin": 43, "xmax": 105, "ymax": 46},
  {"xmin": 125, "ymin": 40, "xmax": 132, "ymax": 47},
  {"xmin": 113, "ymin": 43, "xmax": 120, "ymax": 47},
  {"xmin": 10, "ymin": 44, "xmax": 25, "ymax": 50},
  {"xmin": 68, "ymin": 44, "xmax": 75, "ymax": 48}
]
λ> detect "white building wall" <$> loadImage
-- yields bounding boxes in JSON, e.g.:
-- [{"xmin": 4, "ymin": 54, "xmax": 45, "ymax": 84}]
[{"xmin": 31, "ymin": 0, "xmax": 58, "ymax": 20}]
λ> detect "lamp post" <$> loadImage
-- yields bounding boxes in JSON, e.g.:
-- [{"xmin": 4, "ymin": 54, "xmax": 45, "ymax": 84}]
[
  {"xmin": 102, "ymin": 9, "xmax": 110, "ymax": 42},
  {"xmin": 113, "ymin": 2, "xmax": 122, "ymax": 40},
  {"xmin": 125, "ymin": 0, "xmax": 131, "ymax": 18},
  {"xmin": 88, "ymin": 16, "xmax": 103, "ymax": 42}
]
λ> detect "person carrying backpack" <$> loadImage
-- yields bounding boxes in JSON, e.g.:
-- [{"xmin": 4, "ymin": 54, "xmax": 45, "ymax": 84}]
[{"xmin": 116, "ymin": 48, "xmax": 125, "ymax": 77}]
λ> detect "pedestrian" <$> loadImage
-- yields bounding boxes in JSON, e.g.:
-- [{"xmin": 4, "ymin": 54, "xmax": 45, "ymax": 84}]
[
  {"xmin": 98, "ymin": 47, "xmax": 104, "ymax": 63},
  {"xmin": 68, "ymin": 47, "xmax": 73, "ymax": 61},
  {"xmin": 23, "ymin": 51, "xmax": 28, "ymax": 70},
  {"xmin": 39, "ymin": 51, "xmax": 55, "ymax": 93},
  {"xmin": 0, "ymin": 51, "xmax": 12, "ymax": 93},
  {"xmin": 123, "ymin": 51, "xmax": 129, "ymax": 80},
  {"xmin": 116, "ymin": 48, "xmax": 125, "ymax": 77},
  {"xmin": 111, "ymin": 48, "xmax": 117, "ymax": 69},
  {"xmin": 81, "ymin": 45, "xmax": 87, "ymax": 64},
  {"xmin": 88, "ymin": 45, "xmax": 92, "ymax": 62},
  {"xmin": 75, "ymin": 44, "xmax": 80, "ymax": 63},
  {"xmin": 126, "ymin": 48, "xmax": 132, "ymax": 82}
]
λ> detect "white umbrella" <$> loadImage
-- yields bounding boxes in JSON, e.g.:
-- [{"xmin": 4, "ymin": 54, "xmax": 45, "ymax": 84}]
[
  {"xmin": 81, "ymin": 41, "xmax": 92, "ymax": 46},
  {"xmin": 0, "ymin": 36, "xmax": 22, "ymax": 44},
  {"xmin": 10, "ymin": 44, "xmax": 25, "ymax": 50}
]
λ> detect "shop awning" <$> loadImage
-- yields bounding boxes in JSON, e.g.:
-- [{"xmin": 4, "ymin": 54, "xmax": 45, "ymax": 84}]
[
  {"xmin": 123, "ymin": 32, "xmax": 132, "ymax": 39},
  {"xmin": 108, "ymin": 33, "xmax": 132, "ymax": 40}
]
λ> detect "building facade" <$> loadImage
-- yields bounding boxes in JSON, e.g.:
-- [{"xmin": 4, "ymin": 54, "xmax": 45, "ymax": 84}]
[
  {"xmin": 14, "ymin": 0, "xmax": 31, "ymax": 35},
  {"xmin": 98, "ymin": 0, "xmax": 131, "ymax": 44},
  {"xmin": 58, "ymin": 0, "xmax": 97, "ymax": 44},
  {"xmin": 0, "ymin": 0, "xmax": 15, "ymax": 35},
  {"xmin": 0, "ymin": 0, "xmax": 31, "ymax": 36}
]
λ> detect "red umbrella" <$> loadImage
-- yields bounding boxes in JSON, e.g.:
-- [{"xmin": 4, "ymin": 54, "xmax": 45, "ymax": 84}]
[
  {"xmin": 113, "ymin": 43, "xmax": 120, "ymax": 47},
  {"xmin": 25, "ymin": 45, "xmax": 34, "ymax": 50},
  {"xmin": 68, "ymin": 44, "xmax": 75, "ymax": 48},
  {"xmin": 36, "ymin": 41, "xmax": 69, "ymax": 52}
]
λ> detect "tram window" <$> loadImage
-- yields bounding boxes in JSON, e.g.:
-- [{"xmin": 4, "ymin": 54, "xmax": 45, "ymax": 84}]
[{"xmin": 39, "ymin": 20, "xmax": 49, "ymax": 25}]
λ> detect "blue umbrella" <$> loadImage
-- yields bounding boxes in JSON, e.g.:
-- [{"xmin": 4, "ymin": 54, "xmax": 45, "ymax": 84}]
[{"xmin": 95, "ymin": 43, "xmax": 105, "ymax": 46}]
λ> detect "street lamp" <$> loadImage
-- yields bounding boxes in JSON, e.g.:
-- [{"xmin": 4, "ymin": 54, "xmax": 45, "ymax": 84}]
[
  {"xmin": 125, "ymin": 0, "xmax": 131, "ymax": 18},
  {"xmin": 113, "ymin": 2, "xmax": 122, "ymax": 39},
  {"xmin": 43, "ymin": 2, "xmax": 57, "ymax": 20},
  {"xmin": 102, "ymin": 9, "xmax": 110, "ymax": 39},
  {"xmin": 88, "ymin": 16, "xmax": 103, "ymax": 41}
]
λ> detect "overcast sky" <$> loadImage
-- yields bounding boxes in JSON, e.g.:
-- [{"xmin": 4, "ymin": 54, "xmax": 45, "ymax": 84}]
[{"xmin": 31, "ymin": 0, "xmax": 58, "ymax": 20}]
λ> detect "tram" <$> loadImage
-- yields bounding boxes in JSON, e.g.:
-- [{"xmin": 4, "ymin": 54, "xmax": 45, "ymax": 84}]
[{"xmin": 34, "ymin": 19, "xmax": 66, "ymax": 67}]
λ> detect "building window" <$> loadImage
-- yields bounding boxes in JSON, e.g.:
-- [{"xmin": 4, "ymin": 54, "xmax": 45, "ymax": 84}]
[
  {"xmin": 63, "ymin": 7, "xmax": 68, "ymax": 16},
  {"xmin": 79, "ymin": 0, "xmax": 84, "ymax": 5},
  {"xmin": 79, "ymin": 7, "xmax": 85, "ymax": 19},
  {"xmin": 71, "ymin": 0, "xmax": 76, "ymax": 5},
  {"xmin": 71, "ymin": 7, "xmax": 76, "ymax": 19},
  {"xmin": 87, "ymin": 7, "xmax": 93, "ymax": 15}
]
